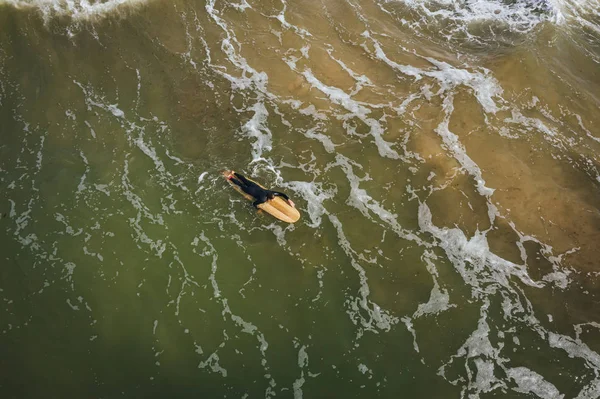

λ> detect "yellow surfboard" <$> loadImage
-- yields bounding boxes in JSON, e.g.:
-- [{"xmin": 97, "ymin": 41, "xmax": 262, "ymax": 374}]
[{"xmin": 223, "ymin": 170, "xmax": 301, "ymax": 224}]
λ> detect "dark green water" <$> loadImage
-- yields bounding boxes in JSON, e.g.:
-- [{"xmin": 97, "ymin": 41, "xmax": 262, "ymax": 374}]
[{"xmin": 1, "ymin": 0, "xmax": 600, "ymax": 398}]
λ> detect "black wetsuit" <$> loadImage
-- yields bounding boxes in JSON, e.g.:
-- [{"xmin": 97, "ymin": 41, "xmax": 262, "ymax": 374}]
[{"xmin": 229, "ymin": 172, "xmax": 290, "ymax": 208}]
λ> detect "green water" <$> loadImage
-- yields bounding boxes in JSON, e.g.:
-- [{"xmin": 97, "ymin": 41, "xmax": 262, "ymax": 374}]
[{"xmin": 1, "ymin": 0, "xmax": 600, "ymax": 397}]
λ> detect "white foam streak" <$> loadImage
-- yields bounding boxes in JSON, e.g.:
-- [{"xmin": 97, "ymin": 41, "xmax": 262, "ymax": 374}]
[
  {"xmin": 243, "ymin": 102, "xmax": 272, "ymax": 162},
  {"xmin": 302, "ymin": 69, "xmax": 401, "ymax": 159},
  {"xmin": 368, "ymin": 34, "xmax": 423, "ymax": 79},
  {"xmin": 424, "ymin": 57, "xmax": 502, "ymax": 114},
  {"xmin": 272, "ymin": 0, "xmax": 312, "ymax": 38},
  {"xmin": 76, "ymin": 151, "xmax": 89, "ymax": 194},
  {"xmin": 229, "ymin": 0, "xmax": 251, "ymax": 12},
  {"xmin": 422, "ymin": 198, "xmax": 600, "ymax": 395},
  {"xmin": 293, "ymin": 345, "xmax": 308, "ymax": 399},
  {"xmin": 507, "ymin": 367, "xmax": 563, "ymax": 399},
  {"xmin": 418, "ymin": 202, "xmax": 541, "ymax": 290},
  {"xmin": 326, "ymin": 47, "xmax": 374, "ymax": 95},
  {"xmin": 303, "ymin": 126, "xmax": 337, "ymax": 153},
  {"xmin": 369, "ymin": 38, "xmax": 503, "ymax": 114},
  {"xmin": 196, "ymin": 232, "xmax": 276, "ymax": 394},
  {"xmin": 335, "ymin": 154, "xmax": 424, "ymax": 244},
  {"xmin": 548, "ymin": 332, "xmax": 600, "ymax": 370},
  {"xmin": 413, "ymin": 250, "xmax": 455, "ymax": 317},
  {"xmin": 436, "ymin": 96, "xmax": 496, "ymax": 200},
  {"xmin": 198, "ymin": 352, "xmax": 227, "ymax": 377},
  {"xmin": 205, "ymin": 1, "xmax": 278, "ymax": 164},
  {"xmin": 544, "ymin": 330, "xmax": 600, "ymax": 397},
  {"xmin": 401, "ymin": 316, "xmax": 421, "ymax": 353},
  {"xmin": 283, "ymin": 180, "xmax": 335, "ymax": 228},
  {"xmin": 74, "ymin": 80, "xmax": 126, "ymax": 119},
  {"xmin": 328, "ymin": 214, "xmax": 398, "ymax": 335},
  {"xmin": 575, "ymin": 379, "xmax": 600, "ymax": 399},
  {"xmin": 438, "ymin": 299, "xmax": 513, "ymax": 395},
  {"xmin": 197, "ymin": 172, "xmax": 208, "ymax": 184}
]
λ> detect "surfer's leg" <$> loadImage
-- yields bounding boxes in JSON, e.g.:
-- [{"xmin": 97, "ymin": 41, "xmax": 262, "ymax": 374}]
[
  {"xmin": 233, "ymin": 172, "xmax": 254, "ymax": 186},
  {"xmin": 228, "ymin": 175, "xmax": 246, "ymax": 188}
]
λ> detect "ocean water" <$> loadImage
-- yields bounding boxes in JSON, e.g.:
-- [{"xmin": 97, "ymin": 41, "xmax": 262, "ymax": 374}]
[{"xmin": 1, "ymin": 0, "xmax": 599, "ymax": 397}]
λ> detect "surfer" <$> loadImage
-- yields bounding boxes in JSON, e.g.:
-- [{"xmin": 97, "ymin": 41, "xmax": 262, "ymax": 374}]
[{"xmin": 226, "ymin": 172, "xmax": 295, "ymax": 209}]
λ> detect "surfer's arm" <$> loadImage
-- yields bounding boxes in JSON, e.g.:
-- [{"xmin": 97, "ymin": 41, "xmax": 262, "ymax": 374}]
[
  {"xmin": 252, "ymin": 199, "xmax": 265, "ymax": 209},
  {"xmin": 270, "ymin": 191, "xmax": 290, "ymax": 201}
]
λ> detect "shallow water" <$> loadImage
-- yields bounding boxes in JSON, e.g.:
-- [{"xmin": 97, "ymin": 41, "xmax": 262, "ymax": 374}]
[{"xmin": 1, "ymin": 0, "xmax": 600, "ymax": 397}]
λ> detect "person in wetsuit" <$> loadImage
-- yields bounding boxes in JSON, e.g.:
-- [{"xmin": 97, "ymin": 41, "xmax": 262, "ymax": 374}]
[{"xmin": 227, "ymin": 172, "xmax": 294, "ymax": 209}]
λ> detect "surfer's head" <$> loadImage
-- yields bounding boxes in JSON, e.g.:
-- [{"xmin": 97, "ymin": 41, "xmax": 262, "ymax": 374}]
[{"xmin": 267, "ymin": 192, "xmax": 275, "ymax": 200}]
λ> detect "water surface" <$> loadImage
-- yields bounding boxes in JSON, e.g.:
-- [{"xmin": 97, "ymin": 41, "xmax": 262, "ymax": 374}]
[{"xmin": 1, "ymin": 0, "xmax": 600, "ymax": 397}]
